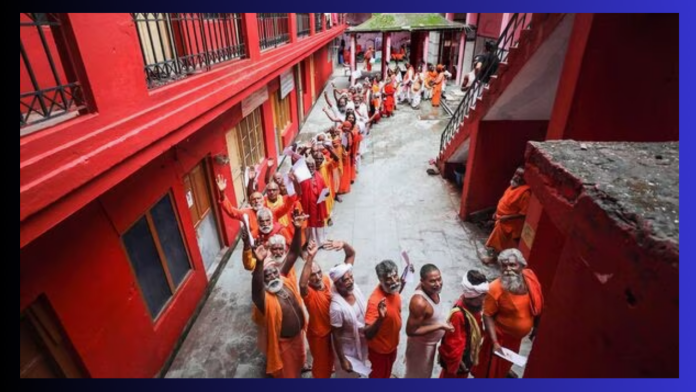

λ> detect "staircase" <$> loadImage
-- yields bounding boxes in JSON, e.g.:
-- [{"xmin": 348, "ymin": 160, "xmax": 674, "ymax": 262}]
[{"xmin": 437, "ymin": 13, "xmax": 567, "ymax": 167}]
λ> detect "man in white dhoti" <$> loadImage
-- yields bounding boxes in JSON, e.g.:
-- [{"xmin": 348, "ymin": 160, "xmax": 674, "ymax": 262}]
[
  {"xmin": 404, "ymin": 264, "xmax": 454, "ymax": 378},
  {"xmin": 329, "ymin": 257, "xmax": 370, "ymax": 378}
]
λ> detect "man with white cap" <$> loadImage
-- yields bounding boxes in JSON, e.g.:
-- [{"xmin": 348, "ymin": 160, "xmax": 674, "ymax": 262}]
[
  {"xmin": 328, "ymin": 243, "xmax": 369, "ymax": 378},
  {"xmin": 438, "ymin": 270, "xmax": 489, "ymax": 378}
]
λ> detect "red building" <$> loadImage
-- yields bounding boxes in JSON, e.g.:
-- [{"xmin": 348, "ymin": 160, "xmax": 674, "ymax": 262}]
[
  {"xmin": 438, "ymin": 13, "xmax": 678, "ymax": 376},
  {"xmin": 20, "ymin": 12, "xmax": 346, "ymax": 378}
]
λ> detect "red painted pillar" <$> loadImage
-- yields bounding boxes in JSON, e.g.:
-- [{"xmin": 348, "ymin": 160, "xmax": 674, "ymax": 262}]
[
  {"xmin": 519, "ymin": 194, "xmax": 566, "ymax": 294},
  {"xmin": 445, "ymin": 13, "xmax": 454, "ymax": 21},
  {"xmin": 310, "ymin": 13, "xmax": 316, "ymax": 35},
  {"xmin": 288, "ymin": 13, "xmax": 297, "ymax": 43},
  {"xmin": 350, "ymin": 34, "xmax": 356, "ymax": 83},
  {"xmin": 243, "ymin": 13, "xmax": 261, "ymax": 60}
]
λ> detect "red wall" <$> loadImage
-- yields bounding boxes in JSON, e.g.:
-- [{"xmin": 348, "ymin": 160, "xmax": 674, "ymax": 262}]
[
  {"xmin": 20, "ymin": 13, "xmax": 346, "ymax": 249},
  {"xmin": 20, "ymin": 155, "xmax": 209, "ymax": 378},
  {"xmin": 547, "ymin": 13, "xmax": 678, "ymax": 142},
  {"xmin": 525, "ymin": 195, "xmax": 679, "ymax": 377},
  {"xmin": 460, "ymin": 120, "xmax": 548, "ymax": 217},
  {"xmin": 477, "ymin": 13, "xmax": 504, "ymax": 38},
  {"xmin": 519, "ymin": 194, "xmax": 566, "ymax": 294}
]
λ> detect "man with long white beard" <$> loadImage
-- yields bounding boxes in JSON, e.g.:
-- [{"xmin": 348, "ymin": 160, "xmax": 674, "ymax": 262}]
[
  {"xmin": 329, "ymin": 251, "xmax": 368, "ymax": 378},
  {"xmin": 251, "ymin": 214, "xmax": 308, "ymax": 378},
  {"xmin": 404, "ymin": 264, "xmax": 454, "ymax": 378},
  {"xmin": 472, "ymin": 248, "xmax": 544, "ymax": 378},
  {"xmin": 300, "ymin": 239, "xmax": 356, "ymax": 378},
  {"xmin": 364, "ymin": 260, "xmax": 413, "ymax": 378}
]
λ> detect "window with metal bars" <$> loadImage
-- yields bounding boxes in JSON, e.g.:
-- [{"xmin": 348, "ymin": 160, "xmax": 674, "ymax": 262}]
[
  {"xmin": 257, "ymin": 13, "xmax": 289, "ymax": 51},
  {"xmin": 314, "ymin": 13, "xmax": 323, "ymax": 32},
  {"xmin": 236, "ymin": 108, "xmax": 266, "ymax": 167},
  {"xmin": 20, "ymin": 13, "xmax": 87, "ymax": 135},
  {"xmin": 131, "ymin": 13, "xmax": 246, "ymax": 89},
  {"xmin": 296, "ymin": 13, "xmax": 310, "ymax": 38}
]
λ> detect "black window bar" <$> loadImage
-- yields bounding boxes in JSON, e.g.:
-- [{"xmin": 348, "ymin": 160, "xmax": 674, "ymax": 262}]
[
  {"xmin": 439, "ymin": 13, "xmax": 532, "ymax": 152},
  {"xmin": 20, "ymin": 13, "xmax": 86, "ymax": 132},
  {"xmin": 131, "ymin": 13, "xmax": 246, "ymax": 89},
  {"xmin": 297, "ymin": 13, "xmax": 310, "ymax": 38},
  {"xmin": 258, "ymin": 13, "xmax": 289, "ymax": 51},
  {"xmin": 314, "ymin": 13, "xmax": 323, "ymax": 32}
]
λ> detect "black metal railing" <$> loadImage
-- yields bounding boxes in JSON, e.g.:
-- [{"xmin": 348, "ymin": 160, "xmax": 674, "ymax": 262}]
[
  {"xmin": 20, "ymin": 13, "xmax": 87, "ymax": 131},
  {"xmin": 258, "ymin": 13, "xmax": 289, "ymax": 51},
  {"xmin": 314, "ymin": 13, "xmax": 323, "ymax": 32},
  {"xmin": 439, "ymin": 13, "xmax": 532, "ymax": 153},
  {"xmin": 132, "ymin": 13, "xmax": 245, "ymax": 89},
  {"xmin": 297, "ymin": 13, "xmax": 310, "ymax": 38}
]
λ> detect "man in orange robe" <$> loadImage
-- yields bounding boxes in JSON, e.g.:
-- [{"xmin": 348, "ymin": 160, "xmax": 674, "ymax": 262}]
[
  {"xmin": 338, "ymin": 121, "xmax": 353, "ymax": 195},
  {"xmin": 250, "ymin": 214, "xmax": 309, "ymax": 378},
  {"xmin": 299, "ymin": 239, "xmax": 357, "ymax": 378},
  {"xmin": 313, "ymin": 146, "xmax": 340, "ymax": 226},
  {"xmin": 430, "ymin": 65, "xmax": 445, "ymax": 107},
  {"xmin": 364, "ymin": 260, "xmax": 413, "ymax": 378},
  {"xmin": 472, "ymin": 248, "xmax": 543, "ymax": 378},
  {"xmin": 485, "ymin": 167, "xmax": 531, "ymax": 256}
]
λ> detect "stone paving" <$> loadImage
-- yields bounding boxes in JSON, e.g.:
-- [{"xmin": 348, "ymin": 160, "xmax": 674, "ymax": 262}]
[{"xmin": 165, "ymin": 68, "xmax": 530, "ymax": 379}]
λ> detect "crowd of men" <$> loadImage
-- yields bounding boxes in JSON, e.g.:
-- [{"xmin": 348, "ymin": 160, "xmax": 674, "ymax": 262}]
[{"xmin": 210, "ymin": 41, "xmax": 541, "ymax": 378}]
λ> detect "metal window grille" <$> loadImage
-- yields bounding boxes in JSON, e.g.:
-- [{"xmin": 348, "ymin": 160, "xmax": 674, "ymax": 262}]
[
  {"xmin": 131, "ymin": 13, "xmax": 246, "ymax": 89},
  {"xmin": 296, "ymin": 13, "xmax": 310, "ymax": 38},
  {"xmin": 257, "ymin": 13, "xmax": 289, "ymax": 51},
  {"xmin": 20, "ymin": 13, "xmax": 87, "ymax": 132}
]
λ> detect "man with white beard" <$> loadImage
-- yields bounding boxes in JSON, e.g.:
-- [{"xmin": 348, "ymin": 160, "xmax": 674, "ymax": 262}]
[
  {"xmin": 216, "ymin": 174, "xmax": 268, "ymax": 240},
  {"xmin": 250, "ymin": 214, "xmax": 308, "ymax": 378},
  {"xmin": 472, "ymin": 248, "xmax": 544, "ymax": 378},
  {"xmin": 241, "ymin": 208, "xmax": 293, "ymax": 271},
  {"xmin": 364, "ymin": 260, "xmax": 413, "ymax": 378},
  {"xmin": 329, "ymin": 250, "xmax": 368, "ymax": 378}
]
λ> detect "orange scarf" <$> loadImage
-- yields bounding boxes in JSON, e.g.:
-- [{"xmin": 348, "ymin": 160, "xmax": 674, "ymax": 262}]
[{"xmin": 522, "ymin": 269, "xmax": 544, "ymax": 316}]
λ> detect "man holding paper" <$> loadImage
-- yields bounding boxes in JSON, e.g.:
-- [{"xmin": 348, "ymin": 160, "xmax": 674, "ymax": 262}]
[
  {"xmin": 296, "ymin": 156, "xmax": 329, "ymax": 246},
  {"xmin": 364, "ymin": 260, "xmax": 413, "ymax": 378},
  {"xmin": 472, "ymin": 248, "xmax": 543, "ymax": 378},
  {"xmin": 329, "ymin": 242, "xmax": 368, "ymax": 378}
]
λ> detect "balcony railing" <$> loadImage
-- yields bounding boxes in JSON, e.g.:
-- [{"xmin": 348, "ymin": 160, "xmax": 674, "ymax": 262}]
[
  {"xmin": 20, "ymin": 13, "xmax": 87, "ymax": 133},
  {"xmin": 258, "ymin": 13, "xmax": 289, "ymax": 51},
  {"xmin": 297, "ymin": 13, "xmax": 310, "ymax": 38},
  {"xmin": 314, "ymin": 13, "xmax": 323, "ymax": 32},
  {"xmin": 132, "ymin": 13, "xmax": 246, "ymax": 89}
]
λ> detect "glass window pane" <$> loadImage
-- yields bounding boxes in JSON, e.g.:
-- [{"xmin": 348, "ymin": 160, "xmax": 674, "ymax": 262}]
[
  {"xmin": 123, "ymin": 217, "xmax": 172, "ymax": 318},
  {"xmin": 151, "ymin": 195, "xmax": 191, "ymax": 287}
]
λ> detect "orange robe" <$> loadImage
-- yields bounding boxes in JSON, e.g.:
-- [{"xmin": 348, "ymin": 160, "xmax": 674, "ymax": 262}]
[
  {"xmin": 220, "ymin": 195, "xmax": 259, "ymax": 238},
  {"xmin": 332, "ymin": 142, "xmax": 345, "ymax": 194},
  {"xmin": 266, "ymin": 195, "xmax": 306, "ymax": 244},
  {"xmin": 318, "ymin": 160, "xmax": 336, "ymax": 219},
  {"xmin": 338, "ymin": 131, "xmax": 353, "ymax": 194},
  {"xmin": 472, "ymin": 269, "xmax": 543, "ymax": 378},
  {"xmin": 365, "ymin": 286, "xmax": 402, "ymax": 378},
  {"xmin": 485, "ymin": 185, "xmax": 531, "ymax": 252},
  {"xmin": 302, "ymin": 275, "xmax": 334, "ymax": 378},
  {"xmin": 439, "ymin": 299, "xmax": 484, "ymax": 378},
  {"xmin": 252, "ymin": 275, "xmax": 308, "ymax": 378},
  {"xmin": 431, "ymin": 73, "xmax": 445, "ymax": 107}
]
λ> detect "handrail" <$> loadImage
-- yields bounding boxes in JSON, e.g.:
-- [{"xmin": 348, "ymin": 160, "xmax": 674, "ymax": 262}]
[{"xmin": 439, "ymin": 13, "xmax": 533, "ymax": 153}]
